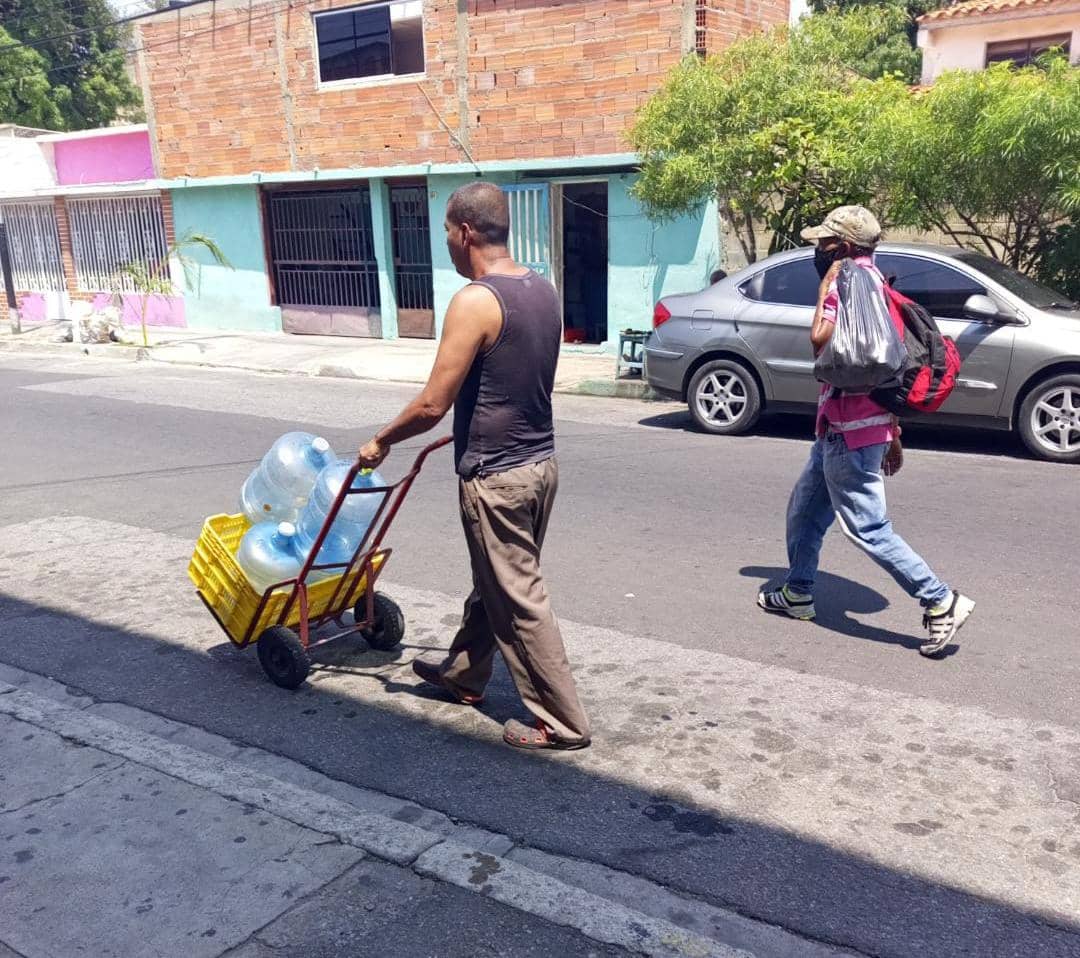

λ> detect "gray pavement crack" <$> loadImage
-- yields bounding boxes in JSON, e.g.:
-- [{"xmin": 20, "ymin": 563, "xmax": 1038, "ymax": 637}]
[{"xmin": 0, "ymin": 760, "xmax": 124, "ymax": 816}]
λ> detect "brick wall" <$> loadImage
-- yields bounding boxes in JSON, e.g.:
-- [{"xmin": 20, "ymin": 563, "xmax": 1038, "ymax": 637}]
[
  {"xmin": 695, "ymin": 0, "xmax": 787, "ymax": 57},
  {"xmin": 139, "ymin": 0, "xmax": 788, "ymax": 179}
]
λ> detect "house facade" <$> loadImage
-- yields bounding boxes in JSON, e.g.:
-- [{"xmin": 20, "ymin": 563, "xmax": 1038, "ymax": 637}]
[
  {"xmin": 125, "ymin": 0, "xmax": 787, "ymax": 346},
  {"xmin": 918, "ymin": 0, "xmax": 1080, "ymax": 85},
  {"xmin": 0, "ymin": 124, "xmax": 183, "ymax": 328}
]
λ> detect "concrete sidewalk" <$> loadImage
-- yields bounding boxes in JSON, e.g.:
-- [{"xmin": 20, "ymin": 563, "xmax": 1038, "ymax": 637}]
[
  {"xmin": 0, "ymin": 664, "xmax": 845, "ymax": 958},
  {"xmin": 0, "ymin": 322, "xmax": 655, "ymax": 399}
]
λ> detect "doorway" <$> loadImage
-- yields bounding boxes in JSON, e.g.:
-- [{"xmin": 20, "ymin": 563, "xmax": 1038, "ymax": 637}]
[
  {"xmin": 558, "ymin": 182, "xmax": 608, "ymax": 344},
  {"xmin": 389, "ymin": 183, "xmax": 435, "ymax": 339}
]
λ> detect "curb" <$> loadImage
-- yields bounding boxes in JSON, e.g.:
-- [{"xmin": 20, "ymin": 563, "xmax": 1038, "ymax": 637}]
[
  {"xmin": 564, "ymin": 378, "xmax": 661, "ymax": 401},
  {"xmin": 0, "ymin": 666, "xmax": 857, "ymax": 958},
  {"xmin": 0, "ymin": 338, "xmax": 659, "ymax": 402}
]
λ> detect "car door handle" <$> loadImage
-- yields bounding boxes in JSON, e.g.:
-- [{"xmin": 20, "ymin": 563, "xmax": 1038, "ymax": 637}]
[
  {"xmin": 691, "ymin": 309, "xmax": 714, "ymax": 329},
  {"xmin": 957, "ymin": 378, "xmax": 997, "ymax": 391}
]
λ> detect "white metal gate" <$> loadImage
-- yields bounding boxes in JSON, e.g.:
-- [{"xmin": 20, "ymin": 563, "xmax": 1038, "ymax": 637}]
[
  {"xmin": 67, "ymin": 195, "xmax": 169, "ymax": 292},
  {"xmin": 503, "ymin": 184, "xmax": 550, "ymax": 277},
  {"xmin": 0, "ymin": 201, "xmax": 65, "ymax": 292}
]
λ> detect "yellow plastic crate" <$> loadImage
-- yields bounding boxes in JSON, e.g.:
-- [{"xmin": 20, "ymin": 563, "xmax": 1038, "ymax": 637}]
[{"xmin": 188, "ymin": 513, "xmax": 384, "ymax": 647}]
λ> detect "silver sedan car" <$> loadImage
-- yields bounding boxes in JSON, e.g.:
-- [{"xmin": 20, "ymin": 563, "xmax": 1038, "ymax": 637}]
[{"xmin": 644, "ymin": 243, "xmax": 1080, "ymax": 463}]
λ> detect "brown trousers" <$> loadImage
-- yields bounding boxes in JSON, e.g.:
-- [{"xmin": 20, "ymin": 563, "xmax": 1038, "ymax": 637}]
[{"xmin": 438, "ymin": 457, "xmax": 590, "ymax": 744}]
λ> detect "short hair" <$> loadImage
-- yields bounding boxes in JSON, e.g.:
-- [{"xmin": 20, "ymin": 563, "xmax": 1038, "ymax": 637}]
[
  {"xmin": 446, "ymin": 182, "xmax": 510, "ymax": 246},
  {"xmin": 710, "ymin": 269, "xmax": 727, "ymax": 284}
]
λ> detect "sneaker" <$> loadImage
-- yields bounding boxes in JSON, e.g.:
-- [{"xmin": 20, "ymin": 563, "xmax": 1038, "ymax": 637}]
[
  {"xmin": 921, "ymin": 592, "xmax": 975, "ymax": 657},
  {"xmin": 757, "ymin": 585, "xmax": 816, "ymax": 621}
]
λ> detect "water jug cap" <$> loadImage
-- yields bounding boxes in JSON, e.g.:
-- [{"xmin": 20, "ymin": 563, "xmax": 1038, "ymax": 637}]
[
  {"xmin": 312, "ymin": 437, "xmax": 330, "ymax": 454},
  {"xmin": 277, "ymin": 521, "xmax": 296, "ymax": 537}
]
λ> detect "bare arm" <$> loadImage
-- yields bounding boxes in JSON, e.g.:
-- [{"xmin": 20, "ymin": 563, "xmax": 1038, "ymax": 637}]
[
  {"xmin": 810, "ymin": 260, "xmax": 843, "ymax": 354},
  {"xmin": 357, "ymin": 285, "xmax": 502, "ymax": 466}
]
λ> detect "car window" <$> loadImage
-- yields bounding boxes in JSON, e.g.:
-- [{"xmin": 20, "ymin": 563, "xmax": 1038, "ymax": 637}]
[
  {"xmin": 953, "ymin": 251, "xmax": 1077, "ymax": 309},
  {"xmin": 742, "ymin": 257, "xmax": 819, "ymax": 307},
  {"xmin": 876, "ymin": 254, "xmax": 987, "ymax": 319}
]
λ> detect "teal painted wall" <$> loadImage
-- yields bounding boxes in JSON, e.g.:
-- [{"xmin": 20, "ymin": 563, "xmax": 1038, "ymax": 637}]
[
  {"xmin": 427, "ymin": 172, "xmax": 516, "ymax": 338},
  {"xmin": 170, "ymin": 185, "xmax": 281, "ymax": 332},
  {"xmin": 426, "ymin": 172, "xmax": 718, "ymax": 349},
  {"xmin": 607, "ymin": 174, "xmax": 720, "ymax": 344}
]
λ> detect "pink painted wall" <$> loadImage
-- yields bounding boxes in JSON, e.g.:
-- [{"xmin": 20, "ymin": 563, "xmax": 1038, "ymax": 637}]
[
  {"xmin": 53, "ymin": 131, "xmax": 155, "ymax": 186},
  {"xmin": 91, "ymin": 292, "xmax": 186, "ymax": 327},
  {"xmin": 16, "ymin": 293, "xmax": 47, "ymax": 323}
]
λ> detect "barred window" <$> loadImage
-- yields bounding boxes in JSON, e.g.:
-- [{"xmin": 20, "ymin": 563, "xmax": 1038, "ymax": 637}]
[
  {"xmin": 66, "ymin": 195, "xmax": 169, "ymax": 292},
  {"xmin": 0, "ymin": 201, "xmax": 65, "ymax": 292}
]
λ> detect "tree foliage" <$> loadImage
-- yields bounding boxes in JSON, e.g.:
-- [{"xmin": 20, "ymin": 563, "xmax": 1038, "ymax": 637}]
[
  {"xmin": 0, "ymin": 0, "xmax": 142, "ymax": 130},
  {"xmin": 809, "ymin": 0, "xmax": 943, "ymax": 83},
  {"xmin": 865, "ymin": 57, "xmax": 1080, "ymax": 274},
  {"xmin": 630, "ymin": 11, "xmax": 1080, "ymax": 284},
  {"xmin": 628, "ymin": 6, "xmax": 911, "ymax": 262},
  {"xmin": 0, "ymin": 25, "xmax": 63, "ymax": 128}
]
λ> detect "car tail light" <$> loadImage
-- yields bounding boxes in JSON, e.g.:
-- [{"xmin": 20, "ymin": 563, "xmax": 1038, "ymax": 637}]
[{"xmin": 652, "ymin": 302, "xmax": 671, "ymax": 329}]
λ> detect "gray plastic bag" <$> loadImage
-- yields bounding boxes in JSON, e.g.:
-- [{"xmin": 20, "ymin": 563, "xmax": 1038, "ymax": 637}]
[{"xmin": 814, "ymin": 260, "xmax": 907, "ymax": 392}]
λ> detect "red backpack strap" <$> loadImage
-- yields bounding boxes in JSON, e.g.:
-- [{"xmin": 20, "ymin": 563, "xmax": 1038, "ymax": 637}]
[{"xmin": 882, "ymin": 283, "xmax": 908, "ymax": 338}]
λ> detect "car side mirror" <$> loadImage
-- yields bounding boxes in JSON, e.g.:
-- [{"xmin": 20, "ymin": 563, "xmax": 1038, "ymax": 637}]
[{"xmin": 963, "ymin": 294, "xmax": 1001, "ymax": 321}]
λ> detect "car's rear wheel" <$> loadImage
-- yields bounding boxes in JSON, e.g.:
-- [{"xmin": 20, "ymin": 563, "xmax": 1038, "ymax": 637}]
[
  {"xmin": 1019, "ymin": 373, "xmax": 1080, "ymax": 464},
  {"xmin": 687, "ymin": 359, "xmax": 762, "ymax": 435}
]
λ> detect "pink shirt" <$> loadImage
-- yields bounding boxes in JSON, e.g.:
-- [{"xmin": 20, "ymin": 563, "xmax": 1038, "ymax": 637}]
[{"xmin": 815, "ymin": 256, "xmax": 899, "ymax": 450}]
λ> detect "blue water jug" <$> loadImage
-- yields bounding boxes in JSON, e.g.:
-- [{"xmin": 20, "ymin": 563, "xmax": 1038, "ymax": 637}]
[
  {"xmin": 240, "ymin": 432, "xmax": 335, "ymax": 525},
  {"xmin": 295, "ymin": 460, "xmax": 387, "ymax": 568},
  {"xmin": 236, "ymin": 520, "xmax": 304, "ymax": 593}
]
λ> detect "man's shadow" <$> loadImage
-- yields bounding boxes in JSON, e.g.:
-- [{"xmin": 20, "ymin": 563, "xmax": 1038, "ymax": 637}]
[{"xmin": 741, "ymin": 565, "xmax": 958, "ymax": 656}]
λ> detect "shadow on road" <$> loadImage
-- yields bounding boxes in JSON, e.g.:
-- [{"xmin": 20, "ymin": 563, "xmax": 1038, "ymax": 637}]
[
  {"xmin": 740, "ymin": 565, "xmax": 961, "ymax": 657},
  {"xmin": 0, "ymin": 591, "xmax": 1072, "ymax": 957},
  {"xmin": 638, "ymin": 409, "xmax": 1034, "ymax": 461}
]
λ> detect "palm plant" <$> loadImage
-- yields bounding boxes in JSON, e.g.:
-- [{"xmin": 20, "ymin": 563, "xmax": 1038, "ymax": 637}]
[{"xmin": 117, "ymin": 232, "xmax": 231, "ymax": 347}]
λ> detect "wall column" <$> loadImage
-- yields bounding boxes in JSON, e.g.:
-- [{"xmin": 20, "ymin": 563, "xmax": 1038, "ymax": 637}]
[{"xmin": 369, "ymin": 178, "xmax": 398, "ymax": 340}]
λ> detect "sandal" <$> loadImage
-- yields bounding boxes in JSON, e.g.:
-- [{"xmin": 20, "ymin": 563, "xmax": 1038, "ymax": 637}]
[
  {"xmin": 503, "ymin": 718, "xmax": 590, "ymax": 751},
  {"xmin": 412, "ymin": 659, "xmax": 484, "ymax": 706}
]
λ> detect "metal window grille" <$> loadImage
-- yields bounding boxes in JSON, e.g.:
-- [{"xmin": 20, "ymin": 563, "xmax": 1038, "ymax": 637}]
[
  {"xmin": 0, "ymin": 201, "xmax": 65, "ymax": 291},
  {"xmin": 503, "ymin": 184, "xmax": 549, "ymax": 277},
  {"xmin": 389, "ymin": 186, "xmax": 433, "ymax": 311},
  {"xmin": 66, "ymin": 195, "xmax": 169, "ymax": 293},
  {"xmin": 267, "ymin": 189, "xmax": 381, "ymax": 309}
]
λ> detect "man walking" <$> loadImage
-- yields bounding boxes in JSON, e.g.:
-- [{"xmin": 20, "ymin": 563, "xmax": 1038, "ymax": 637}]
[
  {"xmin": 757, "ymin": 205, "xmax": 975, "ymax": 657},
  {"xmin": 357, "ymin": 181, "xmax": 590, "ymax": 749}
]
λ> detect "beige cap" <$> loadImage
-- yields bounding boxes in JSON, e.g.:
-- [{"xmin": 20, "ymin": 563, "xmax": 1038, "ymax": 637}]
[{"xmin": 801, "ymin": 205, "xmax": 882, "ymax": 247}]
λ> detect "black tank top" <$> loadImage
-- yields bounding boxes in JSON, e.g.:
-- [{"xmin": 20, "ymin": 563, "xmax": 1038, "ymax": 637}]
[{"xmin": 453, "ymin": 270, "xmax": 560, "ymax": 478}]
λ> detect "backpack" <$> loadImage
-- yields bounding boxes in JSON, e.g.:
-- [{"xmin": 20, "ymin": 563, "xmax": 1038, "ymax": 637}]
[{"xmin": 869, "ymin": 286, "xmax": 962, "ymax": 415}]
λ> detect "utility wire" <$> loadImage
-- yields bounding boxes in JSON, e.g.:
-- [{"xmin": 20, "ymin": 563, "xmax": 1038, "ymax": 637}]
[
  {"xmin": 0, "ymin": 0, "xmax": 215, "ymax": 56},
  {"xmin": 0, "ymin": 0, "xmax": 303, "ymax": 86}
]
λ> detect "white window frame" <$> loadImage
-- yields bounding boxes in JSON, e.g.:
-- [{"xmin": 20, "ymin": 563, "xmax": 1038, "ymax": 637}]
[{"xmin": 313, "ymin": 0, "xmax": 425, "ymax": 91}]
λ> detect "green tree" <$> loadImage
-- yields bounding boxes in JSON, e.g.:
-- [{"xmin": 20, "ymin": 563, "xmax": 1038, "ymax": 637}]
[
  {"xmin": 808, "ymin": 0, "xmax": 945, "ymax": 84},
  {"xmin": 0, "ymin": 0, "xmax": 141, "ymax": 130},
  {"xmin": 865, "ymin": 57, "xmax": 1080, "ymax": 275},
  {"xmin": 0, "ymin": 25, "xmax": 64, "ymax": 128},
  {"xmin": 628, "ymin": 6, "xmax": 910, "ymax": 262}
]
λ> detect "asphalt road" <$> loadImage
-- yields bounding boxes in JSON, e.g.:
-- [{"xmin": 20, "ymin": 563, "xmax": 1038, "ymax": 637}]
[{"xmin": 3, "ymin": 354, "xmax": 1079, "ymax": 958}]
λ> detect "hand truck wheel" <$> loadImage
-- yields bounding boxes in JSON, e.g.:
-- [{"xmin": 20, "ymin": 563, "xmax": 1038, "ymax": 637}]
[
  {"xmin": 256, "ymin": 625, "xmax": 311, "ymax": 689},
  {"xmin": 355, "ymin": 592, "xmax": 405, "ymax": 652}
]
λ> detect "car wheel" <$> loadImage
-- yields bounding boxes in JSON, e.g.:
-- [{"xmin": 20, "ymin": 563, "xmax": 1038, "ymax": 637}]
[
  {"xmin": 1019, "ymin": 374, "xmax": 1080, "ymax": 463},
  {"xmin": 687, "ymin": 359, "xmax": 762, "ymax": 435}
]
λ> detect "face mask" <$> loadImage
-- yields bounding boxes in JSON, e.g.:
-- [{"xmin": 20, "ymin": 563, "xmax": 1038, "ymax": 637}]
[{"xmin": 813, "ymin": 246, "xmax": 837, "ymax": 280}]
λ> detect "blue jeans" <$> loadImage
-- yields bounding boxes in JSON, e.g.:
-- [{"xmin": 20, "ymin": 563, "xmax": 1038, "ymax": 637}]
[{"xmin": 785, "ymin": 434, "xmax": 949, "ymax": 608}]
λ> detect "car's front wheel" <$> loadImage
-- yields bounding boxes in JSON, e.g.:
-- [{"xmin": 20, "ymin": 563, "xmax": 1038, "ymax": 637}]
[
  {"xmin": 687, "ymin": 359, "xmax": 762, "ymax": 435},
  {"xmin": 1019, "ymin": 373, "xmax": 1080, "ymax": 464}
]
